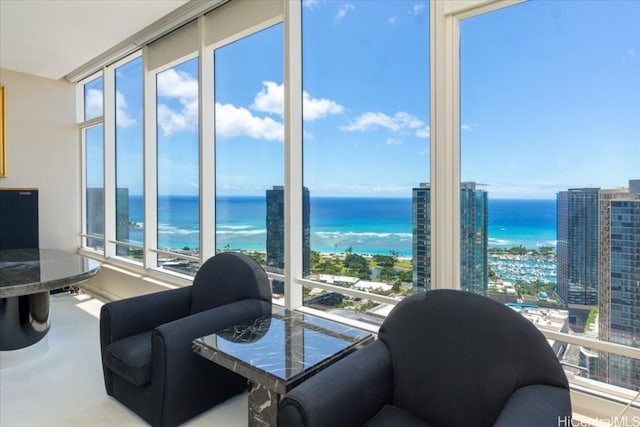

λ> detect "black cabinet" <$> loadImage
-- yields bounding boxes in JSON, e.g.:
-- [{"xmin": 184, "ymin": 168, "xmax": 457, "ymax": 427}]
[{"xmin": 0, "ymin": 188, "xmax": 39, "ymax": 249}]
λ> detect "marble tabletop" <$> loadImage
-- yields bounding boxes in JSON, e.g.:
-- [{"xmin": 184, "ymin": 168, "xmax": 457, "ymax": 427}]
[
  {"xmin": 0, "ymin": 249, "xmax": 101, "ymax": 298},
  {"xmin": 193, "ymin": 309, "xmax": 375, "ymax": 395}
]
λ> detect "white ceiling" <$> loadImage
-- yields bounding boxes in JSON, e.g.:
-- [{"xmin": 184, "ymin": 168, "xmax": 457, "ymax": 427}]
[{"xmin": 0, "ymin": 0, "xmax": 190, "ymax": 80}]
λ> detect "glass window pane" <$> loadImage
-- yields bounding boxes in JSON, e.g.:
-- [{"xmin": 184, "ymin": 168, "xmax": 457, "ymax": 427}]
[
  {"xmin": 303, "ymin": 1, "xmax": 429, "ymax": 318},
  {"xmin": 461, "ymin": 0, "xmax": 640, "ymax": 391},
  {"xmin": 85, "ymin": 124, "xmax": 104, "ymax": 251},
  {"xmin": 214, "ymin": 24, "xmax": 284, "ymax": 295},
  {"xmin": 115, "ymin": 56, "xmax": 143, "ymax": 261},
  {"xmin": 156, "ymin": 57, "xmax": 200, "ymax": 274},
  {"xmin": 84, "ymin": 76, "xmax": 103, "ymax": 121}
]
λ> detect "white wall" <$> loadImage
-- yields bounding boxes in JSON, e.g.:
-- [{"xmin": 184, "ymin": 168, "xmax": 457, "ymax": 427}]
[{"xmin": 0, "ymin": 68, "xmax": 79, "ymax": 251}]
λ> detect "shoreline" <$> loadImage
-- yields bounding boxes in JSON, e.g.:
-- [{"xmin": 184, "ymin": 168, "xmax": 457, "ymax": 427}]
[{"xmin": 162, "ymin": 248, "xmax": 557, "ymax": 263}]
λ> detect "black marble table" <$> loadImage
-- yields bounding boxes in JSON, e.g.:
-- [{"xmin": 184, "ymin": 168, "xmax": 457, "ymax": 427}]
[
  {"xmin": 0, "ymin": 249, "xmax": 101, "ymax": 351},
  {"xmin": 193, "ymin": 309, "xmax": 374, "ymax": 426}
]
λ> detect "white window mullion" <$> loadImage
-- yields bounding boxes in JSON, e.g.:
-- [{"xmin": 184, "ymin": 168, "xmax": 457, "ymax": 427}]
[
  {"xmin": 199, "ymin": 16, "xmax": 215, "ymax": 262},
  {"xmin": 143, "ymin": 46, "xmax": 158, "ymax": 268},
  {"xmin": 79, "ymin": 130, "xmax": 88, "ymax": 249},
  {"xmin": 430, "ymin": 1, "xmax": 461, "ymax": 290},
  {"xmin": 284, "ymin": 0, "xmax": 303, "ymax": 309},
  {"xmin": 78, "ymin": 81, "xmax": 87, "ymax": 249},
  {"xmin": 103, "ymin": 66, "xmax": 116, "ymax": 258}
]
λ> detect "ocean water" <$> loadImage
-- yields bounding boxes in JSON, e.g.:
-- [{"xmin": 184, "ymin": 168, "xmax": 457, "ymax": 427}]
[
  {"xmin": 126, "ymin": 196, "xmax": 557, "ymax": 257},
  {"xmin": 488, "ymin": 199, "xmax": 557, "ymax": 250}
]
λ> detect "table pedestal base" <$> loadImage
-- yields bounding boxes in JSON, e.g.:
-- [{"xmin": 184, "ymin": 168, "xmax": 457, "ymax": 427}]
[
  {"xmin": 248, "ymin": 381, "xmax": 280, "ymax": 427},
  {"xmin": 0, "ymin": 291, "xmax": 50, "ymax": 351}
]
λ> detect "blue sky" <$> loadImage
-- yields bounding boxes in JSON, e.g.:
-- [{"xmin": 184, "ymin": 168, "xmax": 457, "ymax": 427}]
[{"xmin": 87, "ymin": 0, "xmax": 640, "ymax": 199}]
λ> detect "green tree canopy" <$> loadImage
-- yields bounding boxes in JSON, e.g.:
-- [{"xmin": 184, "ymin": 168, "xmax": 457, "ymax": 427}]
[
  {"xmin": 373, "ymin": 254, "xmax": 395, "ymax": 268},
  {"xmin": 343, "ymin": 253, "xmax": 370, "ymax": 279}
]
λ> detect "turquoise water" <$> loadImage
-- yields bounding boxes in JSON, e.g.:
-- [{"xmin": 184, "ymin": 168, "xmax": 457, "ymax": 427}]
[{"xmin": 126, "ymin": 196, "xmax": 556, "ymax": 256}]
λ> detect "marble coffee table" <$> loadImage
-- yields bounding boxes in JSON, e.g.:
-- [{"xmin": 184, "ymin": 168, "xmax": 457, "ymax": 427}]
[{"xmin": 193, "ymin": 309, "xmax": 374, "ymax": 426}]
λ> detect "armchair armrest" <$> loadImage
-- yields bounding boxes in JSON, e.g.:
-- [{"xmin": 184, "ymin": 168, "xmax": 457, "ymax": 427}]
[
  {"xmin": 100, "ymin": 286, "xmax": 192, "ymax": 345},
  {"xmin": 151, "ymin": 298, "xmax": 273, "ymax": 426},
  {"xmin": 278, "ymin": 339, "xmax": 393, "ymax": 427},
  {"xmin": 153, "ymin": 298, "xmax": 273, "ymax": 353},
  {"xmin": 493, "ymin": 384, "xmax": 571, "ymax": 427}
]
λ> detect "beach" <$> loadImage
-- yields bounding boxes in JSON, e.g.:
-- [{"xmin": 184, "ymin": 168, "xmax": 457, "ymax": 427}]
[{"xmin": 126, "ymin": 195, "xmax": 558, "ymax": 287}]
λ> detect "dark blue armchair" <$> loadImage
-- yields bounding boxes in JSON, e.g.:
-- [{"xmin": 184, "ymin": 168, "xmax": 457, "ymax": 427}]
[
  {"xmin": 278, "ymin": 289, "xmax": 571, "ymax": 427},
  {"xmin": 100, "ymin": 252, "xmax": 272, "ymax": 427}
]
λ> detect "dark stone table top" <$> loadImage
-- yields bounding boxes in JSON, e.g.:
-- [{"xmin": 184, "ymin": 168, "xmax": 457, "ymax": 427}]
[
  {"xmin": 0, "ymin": 249, "xmax": 101, "ymax": 298},
  {"xmin": 193, "ymin": 309, "xmax": 375, "ymax": 395}
]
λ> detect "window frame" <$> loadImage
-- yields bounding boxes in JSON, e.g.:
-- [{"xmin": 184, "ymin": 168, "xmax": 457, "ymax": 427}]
[
  {"xmin": 76, "ymin": 1, "xmax": 640, "ymax": 414},
  {"xmin": 79, "ymin": 71, "xmax": 105, "ymax": 254}
]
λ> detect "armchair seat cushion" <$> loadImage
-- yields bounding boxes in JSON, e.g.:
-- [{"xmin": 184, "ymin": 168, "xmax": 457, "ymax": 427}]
[
  {"xmin": 103, "ymin": 331, "xmax": 152, "ymax": 386},
  {"xmin": 364, "ymin": 405, "xmax": 434, "ymax": 427}
]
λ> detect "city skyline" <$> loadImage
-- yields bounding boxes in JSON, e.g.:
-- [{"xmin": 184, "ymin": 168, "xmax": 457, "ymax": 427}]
[{"xmin": 85, "ymin": 0, "xmax": 640, "ymax": 199}]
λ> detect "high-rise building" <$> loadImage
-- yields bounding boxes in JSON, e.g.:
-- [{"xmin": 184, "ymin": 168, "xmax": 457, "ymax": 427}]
[
  {"xmin": 86, "ymin": 188, "xmax": 105, "ymax": 248},
  {"xmin": 598, "ymin": 180, "xmax": 640, "ymax": 390},
  {"xmin": 412, "ymin": 184, "xmax": 431, "ymax": 290},
  {"xmin": 412, "ymin": 182, "xmax": 488, "ymax": 294},
  {"xmin": 266, "ymin": 186, "xmax": 311, "ymax": 287},
  {"xmin": 557, "ymin": 188, "xmax": 600, "ymax": 305},
  {"xmin": 461, "ymin": 183, "xmax": 489, "ymax": 294},
  {"xmin": 86, "ymin": 187, "xmax": 130, "ymax": 255},
  {"xmin": 116, "ymin": 188, "xmax": 130, "ymax": 257}
]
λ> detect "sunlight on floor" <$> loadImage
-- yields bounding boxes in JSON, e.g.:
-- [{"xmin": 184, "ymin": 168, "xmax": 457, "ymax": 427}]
[{"xmin": 74, "ymin": 293, "xmax": 103, "ymax": 319}]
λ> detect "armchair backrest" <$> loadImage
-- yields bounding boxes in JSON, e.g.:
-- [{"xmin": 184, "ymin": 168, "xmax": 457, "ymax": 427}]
[
  {"xmin": 190, "ymin": 252, "xmax": 272, "ymax": 314},
  {"xmin": 378, "ymin": 289, "xmax": 569, "ymax": 427}
]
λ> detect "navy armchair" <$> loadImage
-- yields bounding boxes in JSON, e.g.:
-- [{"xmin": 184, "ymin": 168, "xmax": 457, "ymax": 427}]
[
  {"xmin": 278, "ymin": 289, "xmax": 571, "ymax": 427},
  {"xmin": 100, "ymin": 252, "xmax": 272, "ymax": 427}
]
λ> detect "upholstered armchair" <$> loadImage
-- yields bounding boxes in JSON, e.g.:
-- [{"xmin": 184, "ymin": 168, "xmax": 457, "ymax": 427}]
[
  {"xmin": 100, "ymin": 252, "xmax": 272, "ymax": 427},
  {"xmin": 278, "ymin": 289, "xmax": 571, "ymax": 427}
]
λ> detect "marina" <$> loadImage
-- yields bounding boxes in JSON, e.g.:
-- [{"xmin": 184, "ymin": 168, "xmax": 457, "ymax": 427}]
[{"xmin": 489, "ymin": 254, "xmax": 557, "ymax": 284}]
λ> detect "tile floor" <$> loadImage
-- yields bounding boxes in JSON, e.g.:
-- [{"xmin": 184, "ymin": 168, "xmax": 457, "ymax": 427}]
[{"xmin": 0, "ymin": 291, "xmax": 248, "ymax": 427}]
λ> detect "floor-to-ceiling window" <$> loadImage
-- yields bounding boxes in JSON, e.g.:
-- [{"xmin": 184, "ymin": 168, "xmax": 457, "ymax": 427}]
[
  {"xmin": 114, "ymin": 55, "xmax": 143, "ymax": 261},
  {"xmin": 76, "ymin": 0, "xmax": 640, "ymax": 405},
  {"xmin": 155, "ymin": 57, "xmax": 200, "ymax": 274},
  {"xmin": 460, "ymin": 0, "xmax": 640, "ymax": 391},
  {"xmin": 214, "ymin": 24, "xmax": 285, "ymax": 296},
  {"xmin": 301, "ymin": 0, "xmax": 429, "ymax": 318},
  {"xmin": 82, "ymin": 76, "xmax": 104, "ymax": 252}
]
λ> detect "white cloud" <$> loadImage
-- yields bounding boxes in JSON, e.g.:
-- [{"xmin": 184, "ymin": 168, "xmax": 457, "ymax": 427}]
[
  {"xmin": 389, "ymin": 16, "xmax": 398, "ymax": 25},
  {"xmin": 309, "ymin": 182, "xmax": 415, "ymax": 196},
  {"xmin": 216, "ymin": 102, "xmax": 284, "ymax": 141},
  {"xmin": 251, "ymin": 81, "xmax": 284, "ymax": 116},
  {"xmin": 115, "ymin": 91, "xmax": 136, "ymax": 128},
  {"xmin": 461, "ymin": 124, "xmax": 472, "ymax": 131},
  {"xmin": 335, "ymin": 4, "xmax": 355, "ymax": 22},
  {"xmin": 303, "ymin": 0, "xmax": 320, "ymax": 8},
  {"xmin": 251, "ymin": 81, "xmax": 344, "ymax": 121},
  {"xmin": 416, "ymin": 126, "xmax": 430, "ymax": 138},
  {"xmin": 410, "ymin": 4, "xmax": 426, "ymax": 16},
  {"xmin": 485, "ymin": 182, "xmax": 564, "ymax": 199},
  {"xmin": 157, "ymin": 69, "xmax": 198, "ymax": 100},
  {"xmin": 155, "ymin": 76, "xmax": 343, "ymax": 139},
  {"xmin": 157, "ymin": 100, "xmax": 198, "ymax": 135},
  {"xmin": 303, "ymin": 91, "xmax": 344, "ymax": 121},
  {"xmin": 85, "ymin": 88, "xmax": 103, "ymax": 118},
  {"xmin": 156, "ymin": 69, "xmax": 199, "ymax": 136},
  {"xmin": 341, "ymin": 111, "xmax": 429, "ymax": 138}
]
